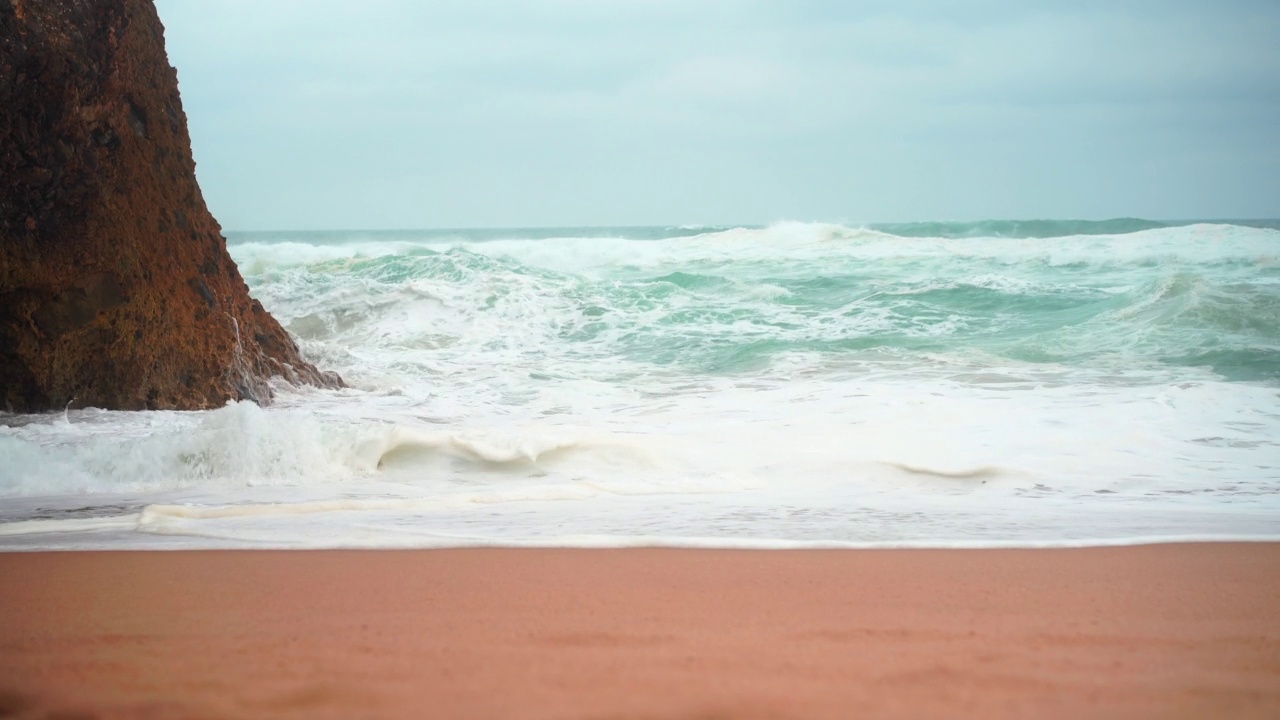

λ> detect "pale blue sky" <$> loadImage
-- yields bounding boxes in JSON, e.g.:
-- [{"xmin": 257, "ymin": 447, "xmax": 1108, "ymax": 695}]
[{"xmin": 154, "ymin": 0, "xmax": 1280, "ymax": 230}]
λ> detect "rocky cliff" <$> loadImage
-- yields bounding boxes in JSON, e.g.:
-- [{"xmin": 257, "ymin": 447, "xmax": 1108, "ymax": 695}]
[{"xmin": 0, "ymin": 0, "xmax": 341, "ymax": 412}]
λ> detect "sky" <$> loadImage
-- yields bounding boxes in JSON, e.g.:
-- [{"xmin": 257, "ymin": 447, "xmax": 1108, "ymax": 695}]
[{"xmin": 153, "ymin": 0, "xmax": 1280, "ymax": 230}]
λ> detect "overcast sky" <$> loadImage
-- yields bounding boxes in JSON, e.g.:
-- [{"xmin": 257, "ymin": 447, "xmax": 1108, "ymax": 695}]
[{"xmin": 153, "ymin": 0, "xmax": 1280, "ymax": 230}]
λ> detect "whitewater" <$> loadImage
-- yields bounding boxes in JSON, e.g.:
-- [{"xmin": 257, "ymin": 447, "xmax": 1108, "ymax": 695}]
[{"xmin": 2, "ymin": 220, "xmax": 1279, "ymax": 549}]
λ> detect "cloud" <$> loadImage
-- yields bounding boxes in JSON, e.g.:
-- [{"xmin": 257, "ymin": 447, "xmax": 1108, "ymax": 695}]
[{"xmin": 154, "ymin": 0, "xmax": 1280, "ymax": 228}]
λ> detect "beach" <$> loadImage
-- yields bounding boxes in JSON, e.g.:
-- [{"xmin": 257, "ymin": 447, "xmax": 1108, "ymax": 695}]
[
  {"xmin": 3, "ymin": 543, "xmax": 1278, "ymax": 719},
  {"xmin": 4, "ymin": 1, "xmax": 1278, "ymax": 717}
]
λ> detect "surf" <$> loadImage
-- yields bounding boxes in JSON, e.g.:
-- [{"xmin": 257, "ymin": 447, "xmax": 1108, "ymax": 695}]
[{"xmin": 3, "ymin": 221, "xmax": 1279, "ymax": 549}]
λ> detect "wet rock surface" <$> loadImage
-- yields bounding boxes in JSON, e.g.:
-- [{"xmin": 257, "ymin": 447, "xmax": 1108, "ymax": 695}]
[{"xmin": 1, "ymin": 0, "xmax": 342, "ymax": 412}]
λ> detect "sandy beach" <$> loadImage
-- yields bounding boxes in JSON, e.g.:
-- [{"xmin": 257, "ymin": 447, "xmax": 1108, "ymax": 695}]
[{"xmin": 1, "ymin": 544, "xmax": 1278, "ymax": 719}]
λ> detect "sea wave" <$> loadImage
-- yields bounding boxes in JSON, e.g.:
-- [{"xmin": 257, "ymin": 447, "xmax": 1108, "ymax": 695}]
[
  {"xmin": 0, "ymin": 402, "xmax": 387, "ymax": 496},
  {"xmin": 224, "ymin": 222, "xmax": 1280, "ymax": 386},
  {"xmin": 3, "ymin": 221, "xmax": 1277, "ymax": 549}
]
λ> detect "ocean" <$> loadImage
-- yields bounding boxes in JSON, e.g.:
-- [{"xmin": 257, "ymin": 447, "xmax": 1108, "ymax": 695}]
[{"xmin": 2, "ymin": 220, "xmax": 1279, "ymax": 549}]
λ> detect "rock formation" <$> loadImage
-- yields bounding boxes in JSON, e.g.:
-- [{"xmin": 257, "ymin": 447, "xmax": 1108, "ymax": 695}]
[{"xmin": 1, "ymin": 0, "xmax": 342, "ymax": 412}]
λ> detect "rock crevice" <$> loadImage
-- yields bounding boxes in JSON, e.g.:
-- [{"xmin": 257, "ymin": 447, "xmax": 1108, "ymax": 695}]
[{"xmin": 1, "ymin": 0, "xmax": 341, "ymax": 412}]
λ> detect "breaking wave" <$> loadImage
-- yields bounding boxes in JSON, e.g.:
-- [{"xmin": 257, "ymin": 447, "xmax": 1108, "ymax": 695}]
[{"xmin": 3, "ymin": 220, "xmax": 1278, "ymax": 549}]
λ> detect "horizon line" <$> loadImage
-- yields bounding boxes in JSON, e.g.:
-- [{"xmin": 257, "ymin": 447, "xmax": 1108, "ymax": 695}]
[{"xmin": 220, "ymin": 217, "xmax": 1280, "ymax": 235}]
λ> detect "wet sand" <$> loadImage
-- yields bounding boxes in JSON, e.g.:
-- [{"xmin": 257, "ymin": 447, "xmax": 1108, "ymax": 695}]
[{"xmin": 2, "ymin": 544, "xmax": 1278, "ymax": 719}]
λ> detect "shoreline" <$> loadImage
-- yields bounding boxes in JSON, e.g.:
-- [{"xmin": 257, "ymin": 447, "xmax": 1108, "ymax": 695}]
[
  {"xmin": 9, "ymin": 533, "xmax": 1280, "ymax": 551},
  {"xmin": 3, "ymin": 544, "xmax": 1279, "ymax": 718}
]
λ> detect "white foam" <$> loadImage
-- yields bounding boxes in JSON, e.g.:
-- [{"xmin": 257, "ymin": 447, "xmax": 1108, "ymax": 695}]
[
  {"xmin": 0, "ymin": 401, "xmax": 389, "ymax": 497},
  {"xmin": 0, "ymin": 514, "xmax": 141, "ymax": 536},
  {"xmin": 3, "ymin": 223, "xmax": 1278, "ymax": 550},
  {"xmin": 229, "ymin": 240, "xmax": 420, "ymax": 271}
]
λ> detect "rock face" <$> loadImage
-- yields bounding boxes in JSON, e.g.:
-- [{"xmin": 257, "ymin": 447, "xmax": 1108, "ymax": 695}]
[{"xmin": 0, "ymin": 0, "xmax": 341, "ymax": 412}]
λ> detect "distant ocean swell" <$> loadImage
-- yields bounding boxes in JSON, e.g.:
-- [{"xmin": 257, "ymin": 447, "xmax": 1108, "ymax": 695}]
[
  {"xmin": 1, "ymin": 220, "xmax": 1278, "ymax": 549},
  {"xmin": 236, "ymin": 221, "xmax": 1280, "ymax": 383}
]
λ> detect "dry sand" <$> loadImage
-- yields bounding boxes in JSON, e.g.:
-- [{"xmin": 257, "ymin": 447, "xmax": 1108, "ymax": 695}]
[{"xmin": 1, "ymin": 544, "xmax": 1278, "ymax": 719}]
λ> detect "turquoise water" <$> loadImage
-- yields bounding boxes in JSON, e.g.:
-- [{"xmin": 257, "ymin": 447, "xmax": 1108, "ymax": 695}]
[
  {"xmin": 2, "ymin": 219, "xmax": 1278, "ymax": 549},
  {"xmin": 230, "ymin": 220, "xmax": 1280, "ymax": 384}
]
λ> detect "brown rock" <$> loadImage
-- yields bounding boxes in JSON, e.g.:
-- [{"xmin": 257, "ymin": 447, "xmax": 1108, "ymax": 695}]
[{"xmin": 0, "ymin": 0, "xmax": 342, "ymax": 412}]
